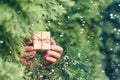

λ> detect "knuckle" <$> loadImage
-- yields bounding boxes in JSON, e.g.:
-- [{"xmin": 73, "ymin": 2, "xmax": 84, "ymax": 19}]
[{"xmin": 52, "ymin": 59, "xmax": 57, "ymax": 62}]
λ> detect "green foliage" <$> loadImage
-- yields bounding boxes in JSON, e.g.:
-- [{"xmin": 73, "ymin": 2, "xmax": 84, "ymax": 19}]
[
  {"xmin": 0, "ymin": 0, "xmax": 119, "ymax": 80},
  {"xmin": 100, "ymin": 1, "xmax": 120, "ymax": 79},
  {"xmin": 0, "ymin": 0, "xmax": 66, "ymax": 60},
  {"xmin": 42, "ymin": 0, "xmax": 113, "ymax": 80},
  {"xmin": 0, "ymin": 58, "xmax": 24, "ymax": 80},
  {"xmin": 0, "ymin": 0, "xmax": 66, "ymax": 79}
]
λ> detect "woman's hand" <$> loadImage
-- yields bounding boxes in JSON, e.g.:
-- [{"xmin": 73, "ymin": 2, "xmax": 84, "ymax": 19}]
[{"xmin": 41, "ymin": 38, "xmax": 63, "ymax": 66}]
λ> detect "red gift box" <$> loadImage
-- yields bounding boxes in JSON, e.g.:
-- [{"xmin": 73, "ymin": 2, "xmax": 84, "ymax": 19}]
[{"xmin": 33, "ymin": 31, "xmax": 50, "ymax": 50}]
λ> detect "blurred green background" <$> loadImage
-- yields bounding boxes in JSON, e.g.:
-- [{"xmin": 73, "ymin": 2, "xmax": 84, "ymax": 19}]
[{"xmin": 0, "ymin": 0, "xmax": 120, "ymax": 80}]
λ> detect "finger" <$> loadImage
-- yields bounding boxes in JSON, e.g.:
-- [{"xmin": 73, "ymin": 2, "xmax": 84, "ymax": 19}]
[
  {"xmin": 47, "ymin": 50, "xmax": 61, "ymax": 59},
  {"xmin": 45, "ymin": 56, "xmax": 57, "ymax": 63},
  {"xmin": 50, "ymin": 38, "xmax": 56, "ymax": 45},
  {"xmin": 51, "ymin": 45, "xmax": 63, "ymax": 53},
  {"xmin": 25, "ymin": 46, "xmax": 34, "ymax": 51},
  {"xmin": 21, "ymin": 51, "xmax": 36, "ymax": 58}
]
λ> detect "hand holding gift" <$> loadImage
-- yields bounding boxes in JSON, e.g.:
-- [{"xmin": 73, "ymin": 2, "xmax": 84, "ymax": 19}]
[
  {"xmin": 20, "ymin": 32, "xmax": 63, "ymax": 66},
  {"xmin": 41, "ymin": 37, "xmax": 63, "ymax": 66}
]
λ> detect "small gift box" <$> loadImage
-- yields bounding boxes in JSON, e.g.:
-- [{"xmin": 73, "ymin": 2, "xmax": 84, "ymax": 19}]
[{"xmin": 33, "ymin": 31, "xmax": 50, "ymax": 50}]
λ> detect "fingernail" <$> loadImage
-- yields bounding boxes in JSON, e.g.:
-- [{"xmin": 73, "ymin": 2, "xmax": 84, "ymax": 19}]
[{"xmin": 30, "ymin": 46, "xmax": 33, "ymax": 50}]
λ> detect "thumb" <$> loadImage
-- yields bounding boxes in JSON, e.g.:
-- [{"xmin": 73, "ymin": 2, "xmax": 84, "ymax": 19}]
[{"xmin": 50, "ymin": 38, "xmax": 56, "ymax": 45}]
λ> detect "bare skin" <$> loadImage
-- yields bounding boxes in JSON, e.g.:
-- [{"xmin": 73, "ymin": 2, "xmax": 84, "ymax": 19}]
[{"xmin": 21, "ymin": 38, "xmax": 63, "ymax": 66}]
